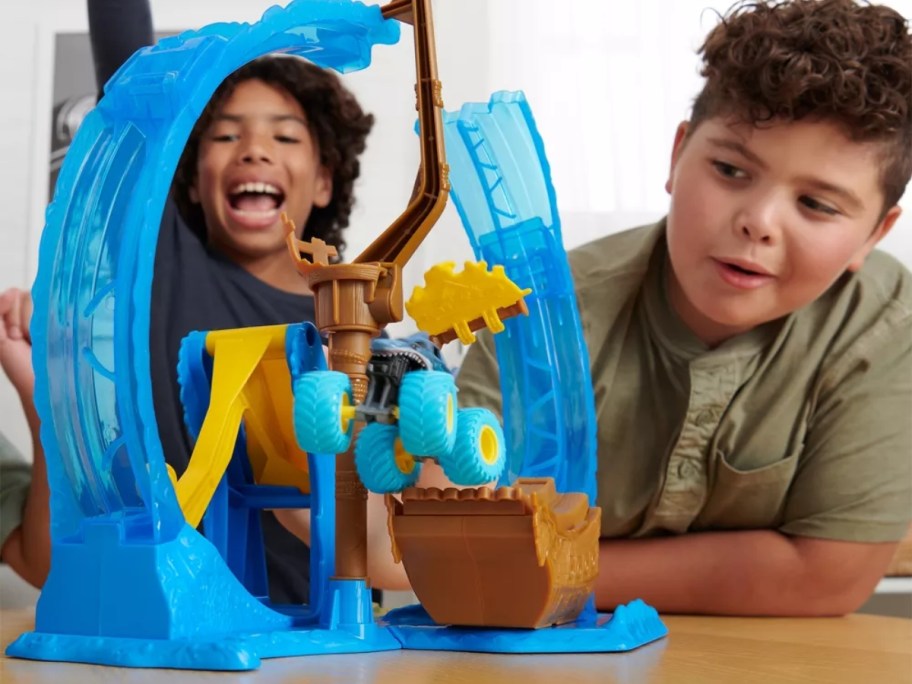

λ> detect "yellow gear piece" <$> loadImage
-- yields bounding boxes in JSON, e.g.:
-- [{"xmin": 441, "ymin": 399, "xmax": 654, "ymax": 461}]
[{"xmin": 405, "ymin": 261, "xmax": 531, "ymax": 345}]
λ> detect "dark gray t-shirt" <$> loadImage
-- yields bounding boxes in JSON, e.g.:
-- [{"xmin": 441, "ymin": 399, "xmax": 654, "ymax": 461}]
[{"xmin": 150, "ymin": 199, "xmax": 316, "ymax": 604}]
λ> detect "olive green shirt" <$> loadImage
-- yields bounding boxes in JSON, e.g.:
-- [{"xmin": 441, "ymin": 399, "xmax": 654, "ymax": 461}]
[
  {"xmin": 456, "ymin": 220, "xmax": 912, "ymax": 542},
  {"xmin": 0, "ymin": 432, "xmax": 30, "ymax": 550}
]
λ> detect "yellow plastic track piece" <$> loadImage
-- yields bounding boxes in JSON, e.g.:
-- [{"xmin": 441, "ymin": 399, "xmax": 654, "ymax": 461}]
[
  {"xmin": 173, "ymin": 324, "xmax": 310, "ymax": 527},
  {"xmin": 405, "ymin": 261, "xmax": 532, "ymax": 344},
  {"xmin": 164, "ymin": 463, "xmax": 178, "ymax": 489}
]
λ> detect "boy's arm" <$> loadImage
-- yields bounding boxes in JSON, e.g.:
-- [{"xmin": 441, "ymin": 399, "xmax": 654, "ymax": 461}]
[
  {"xmin": 603, "ymin": 364, "xmax": 908, "ymax": 615},
  {"xmin": 0, "ymin": 399, "xmax": 50, "ymax": 589},
  {"xmin": 0, "ymin": 289, "xmax": 50, "ymax": 588},
  {"xmin": 87, "ymin": 0, "xmax": 154, "ymax": 99},
  {"xmin": 365, "ymin": 461, "xmax": 454, "ymax": 590},
  {"xmin": 0, "ymin": 0, "xmax": 157, "ymax": 591},
  {"xmin": 273, "ymin": 461, "xmax": 453, "ymax": 590},
  {"xmin": 602, "ymin": 311, "xmax": 912, "ymax": 616},
  {"xmin": 596, "ymin": 531, "xmax": 898, "ymax": 616}
]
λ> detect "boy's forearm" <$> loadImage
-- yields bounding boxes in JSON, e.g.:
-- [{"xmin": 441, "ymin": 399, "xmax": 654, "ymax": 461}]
[
  {"xmin": 596, "ymin": 529, "xmax": 895, "ymax": 617},
  {"xmin": 364, "ymin": 462, "xmax": 457, "ymax": 591},
  {"xmin": 272, "ymin": 494, "xmax": 411, "ymax": 591},
  {"xmin": 2, "ymin": 408, "xmax": 51, "ymax": 588},
  {"xmin": 365, "ymin": 492, "xmax": 410, "ymax": 590}
]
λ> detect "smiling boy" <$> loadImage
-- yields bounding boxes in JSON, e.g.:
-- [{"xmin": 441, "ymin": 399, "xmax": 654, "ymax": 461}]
[
  {"xmin": 455, "ymin": 0, "xmax": 912, "ymax": 616},
  {"xmin": 181, "ymin": 77, "xmax": 333, "ymax": 292}
]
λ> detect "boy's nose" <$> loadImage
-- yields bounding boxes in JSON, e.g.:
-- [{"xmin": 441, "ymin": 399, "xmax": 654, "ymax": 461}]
[
  {"xmin": 740, "ymin": 223, "xmax": 773, "ymax": 244},
  {"xmin": 238, "ymin": 139, "xmax": 273, "ymax": 164},
  {"xmin": 735, "ymin": 203, "xmax": 778, "ymax": 244},
  {"xmin": 240, "ymin": 150, "xmax": 272, "ymax": 164}
]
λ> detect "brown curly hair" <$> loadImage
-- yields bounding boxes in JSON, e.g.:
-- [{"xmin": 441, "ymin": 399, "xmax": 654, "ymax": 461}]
[
  {"xmin": 691, "ymin": 0, "xmax": 912, "ymax": 211},
  {"xmin": 171, "ymin": 56, "xmax": 374, "ymax": 257}
]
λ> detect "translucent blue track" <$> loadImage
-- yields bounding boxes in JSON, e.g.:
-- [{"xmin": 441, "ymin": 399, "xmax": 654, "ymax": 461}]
[
  {"xmin": 9, "ymin": 0, "xmax": 401, "ymax": 670},
  {"xmin": 442, "ymin": 92, "xmax": 598, "ymax": 503},
  {"xmin": 32, "ymin": 0, "xmax": 397, "ymax": 546}
]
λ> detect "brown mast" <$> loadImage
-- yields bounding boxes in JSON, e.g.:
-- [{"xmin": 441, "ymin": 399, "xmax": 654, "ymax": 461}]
[{"xmin": 286, "ymin": 0, "xmax": 448, "ymax": 581}]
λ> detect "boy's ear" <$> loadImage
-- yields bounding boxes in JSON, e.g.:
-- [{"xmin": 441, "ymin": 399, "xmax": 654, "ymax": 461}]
[
  {"xmin": 665, "ymin": 121, "xmax": 690, "ymax": 194},
  {"xmin": 847, "ymin": 205, "xmax": 902, "ymax": 272},
  {"xmin": 313, "ymin": 165, "xmax": 333, "ymax": 208},
  {"xmin": 189, "ymin": 183, "xmax": 200, "ymax": 204}
]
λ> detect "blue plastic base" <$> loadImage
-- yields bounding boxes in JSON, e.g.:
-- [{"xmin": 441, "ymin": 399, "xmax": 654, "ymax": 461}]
[
  {"xmin": 7, "ymin": 632, "xmax": 268, "ymax": 671},
  {"xmin": 8, "ymin": 588, "xmax": 665, "ymax": 670},
  {"xmin": 384, "ymin": 600, "xmax": 668, "ymax": 654},
  {"xmin": 7, "ymin": 624, "xmax": 403, "ymax": 671},
  {"xmin": 7, "ymin": 579, "xmax": 402, "ymax": 671}
]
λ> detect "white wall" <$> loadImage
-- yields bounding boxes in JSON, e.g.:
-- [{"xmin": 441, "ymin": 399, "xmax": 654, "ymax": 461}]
[{"xmin": 2, "ymin": 0, "xmax": 911, "ymax": 456}]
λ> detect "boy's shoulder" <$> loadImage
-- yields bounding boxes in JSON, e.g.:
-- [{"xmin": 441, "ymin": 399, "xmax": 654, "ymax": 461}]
[
  {"xmin": 801, "ymin": 248, "xmax": 912, "ymax": 375},
  {"xmin": 852, "ymin": 248, "xmax": 912, "ymax": 310},
  {"xmin": 817, "ymin": 248, "xmax": 912, "ymax": 326},
  {"xmin": 567, "ymin": 220, "xmax": 665, "ymax": 295}
]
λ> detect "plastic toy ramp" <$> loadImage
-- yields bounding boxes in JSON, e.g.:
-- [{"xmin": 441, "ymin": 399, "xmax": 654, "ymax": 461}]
[
  {"xmin": 173, "ymin": 323, "xmax": 310, "ymax": 528},
  {"xmin": 178, "ymin": 320, "xmax": 338, "ymax": 624},
  {"xmin": 441, "ymin": 91, "xmax": 598, "ymax": 503},
  {"xmin": 176, "ymin": 325, "xmax": 277, "ymax": 524},
  {"xmin": 9, "ymin": 0, "xmax": 401, "ymax": 671}
]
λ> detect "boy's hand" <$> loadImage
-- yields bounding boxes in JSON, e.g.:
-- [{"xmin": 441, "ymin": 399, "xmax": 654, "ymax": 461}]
[{"xmin": 0, "ymin": 287, "xmax": 35, "ymax": 399}]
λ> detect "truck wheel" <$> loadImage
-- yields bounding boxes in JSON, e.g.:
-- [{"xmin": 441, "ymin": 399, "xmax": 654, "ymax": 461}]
[
  {"xmin": 439, "ymin": 408, "xmax": 506, "ymax": 485},
  {"xmin": 293, "ymin": 370, "xmax": 354, "ymax": 454},
  {"xmin": 398, "ymin": 371, "xmax": 457, "ymax": 457},
  {"xmin": 355, "ymin": 423, "xmax": 422, "ymax": 493}
]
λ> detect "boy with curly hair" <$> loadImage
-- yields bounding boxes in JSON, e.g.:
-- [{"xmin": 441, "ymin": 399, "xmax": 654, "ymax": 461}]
[{"xmin": 456, "ymin": 0, "xmax": 912, "ymax": 616}]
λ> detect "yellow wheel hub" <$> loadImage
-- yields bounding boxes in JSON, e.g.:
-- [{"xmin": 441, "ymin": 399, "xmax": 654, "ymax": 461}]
[
  {"xmin": 339, "ymin": 392, "xmax": 354, "ymax": 433},
  {"xmin": 446, "ymin": 393, "xmax": 454, "ymax": 433},
  {"xmin": 479, "ymin": 425, "xmax": 499, "ymax": 465},
  {"xmin": 394, "ymin": 438, "xmax": 417, "ymax": 475}
]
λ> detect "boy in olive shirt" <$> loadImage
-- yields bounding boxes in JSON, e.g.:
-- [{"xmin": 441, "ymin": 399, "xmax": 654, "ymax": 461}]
[{"xmin": 456, "ymin": 0, "xmax": 912, "ymax": 616}]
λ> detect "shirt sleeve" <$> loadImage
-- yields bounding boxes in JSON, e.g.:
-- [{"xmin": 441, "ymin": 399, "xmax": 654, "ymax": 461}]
[
  {"xmin": 454, "ymin": 329, "xmax": 503, "ymax": 419},
  {"xmin": 0, "ymin": 433, "xmax": 31, "ymax": 552},
  {"xmin": 780, "ymin": 306, "xmax": 912, "ymax": 543},
  {"xmin": 88, "ymin": 0, "xmax": 154, "ymax": 100}
]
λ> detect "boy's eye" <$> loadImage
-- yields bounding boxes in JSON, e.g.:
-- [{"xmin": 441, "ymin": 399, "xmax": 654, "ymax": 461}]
[
  {"xmin": 799, "ymin": 196, "xmax": 840, "ymax": 216},
  {"xmin": 711, "ymin": 160, "xmax": 748, "ymax": 180},
  {"xmin": 210, "ymin": 133, "xmax": 238, "ymax": 142},
  {"xmin": 275, "ymin": 135, "xmax": 301, "ymax": 144}
]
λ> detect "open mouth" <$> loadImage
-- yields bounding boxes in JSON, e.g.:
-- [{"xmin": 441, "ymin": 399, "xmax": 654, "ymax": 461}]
[
  {"xmin": 723, "ymin": 262, "xmax": 762, "ymax": 276},
  {"xmin": 227, "ymin": 182, "xmax": 286, "ymax": 223},
  {"xmin": 714, "ymin": 258, "xmax": 773, "ymax": 289},
  {"xmin": 371, "ymin": 346, "xmax": 434, "ymax": 371}
]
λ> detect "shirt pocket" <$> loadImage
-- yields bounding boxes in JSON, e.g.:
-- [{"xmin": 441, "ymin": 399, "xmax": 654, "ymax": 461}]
[{"xmin": 694, "ymin": 448, "xmax": 800, "ymax": 530}]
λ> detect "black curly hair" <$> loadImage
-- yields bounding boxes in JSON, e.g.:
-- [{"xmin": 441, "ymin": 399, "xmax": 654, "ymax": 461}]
[
  {"xmin": 691, "ymin": 0, "xmax": 912, "ymax": 211},
  {"xmin": 171, "ymin": 55, "xmax": 374, "ymax": 257}
]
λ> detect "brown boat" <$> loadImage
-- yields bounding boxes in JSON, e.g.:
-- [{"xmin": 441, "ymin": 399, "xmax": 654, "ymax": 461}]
[{"xmin": 386, "ymin": 477, "xmax": 601, "ymax": 629}]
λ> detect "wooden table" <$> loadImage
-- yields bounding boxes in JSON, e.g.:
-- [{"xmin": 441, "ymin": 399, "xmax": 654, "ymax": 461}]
[{"xmin": 1, "ymin": 608, "xmax": 909, "ymax": 683}]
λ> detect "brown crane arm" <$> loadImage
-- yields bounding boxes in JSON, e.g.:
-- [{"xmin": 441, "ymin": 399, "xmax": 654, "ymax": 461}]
[{"xmin": 355, "ymin": 0, "xmax": 449, "ymax": 268}]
